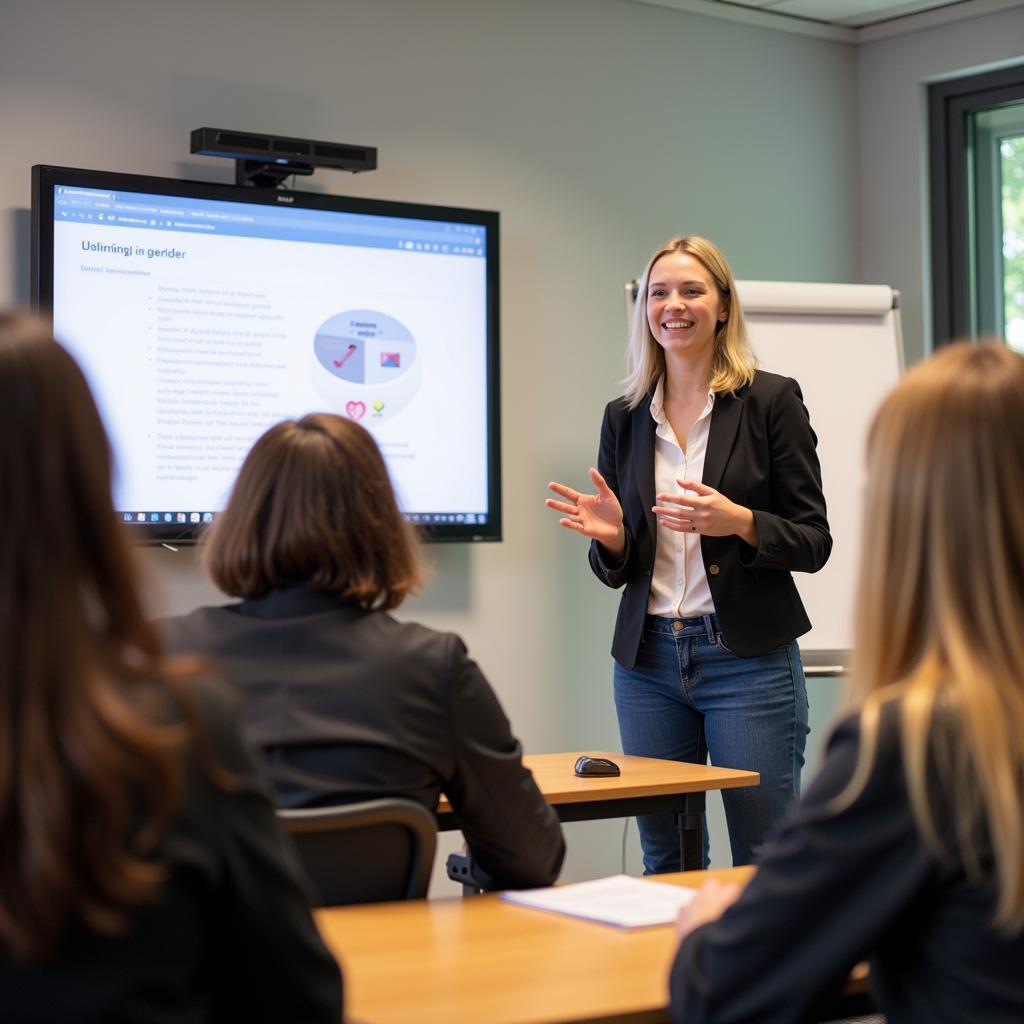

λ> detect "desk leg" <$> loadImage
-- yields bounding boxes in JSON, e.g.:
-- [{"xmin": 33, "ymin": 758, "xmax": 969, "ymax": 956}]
[{"xmin": 677, "ymin": 792, "xmax": 706, "ymax": 871}]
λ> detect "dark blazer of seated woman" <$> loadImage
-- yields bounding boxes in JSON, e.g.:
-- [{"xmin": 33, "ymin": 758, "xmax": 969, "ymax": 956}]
[
  {"xmin": 161, "ymin": 413, "xmax": 565, "ymax": 892},
  {"xmin": 2, "ymin": 675, "xmax": 344, "ymax": 1024},
  {"xmin": 0, "ymin": 314, "xmax": 341, "ymax": 1023},
  {"xmin": 668, "ymin": 343, "xmax": 1024, "ymax": 1024}
]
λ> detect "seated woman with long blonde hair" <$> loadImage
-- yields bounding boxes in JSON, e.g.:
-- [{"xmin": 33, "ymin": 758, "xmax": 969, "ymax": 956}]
[
  {"xmin": 0, "ymin": 313, "xmax": 342, "ymax": 1022},
  {"xmin": 669, "ymin": 342, "xmax": 1024, "ymax": 1023}
]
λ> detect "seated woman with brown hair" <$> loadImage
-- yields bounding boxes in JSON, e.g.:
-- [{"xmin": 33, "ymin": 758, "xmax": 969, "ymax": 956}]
[
  {"xmin": 161, "ymin": 413, "xmax": 564, "ymax": 891},
  {"xmin": 669, "ymin": 342, "xmax": 1024, "ymax": 1023},
  {"xmin": 0, "ymin": 314, "xmax": 341, "ymax": 1022}
]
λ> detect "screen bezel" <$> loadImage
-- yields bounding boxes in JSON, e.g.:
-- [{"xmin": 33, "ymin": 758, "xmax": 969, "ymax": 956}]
[{"xmin": 31, "ymin": 164, "xmax": 502, "ymax": 544}]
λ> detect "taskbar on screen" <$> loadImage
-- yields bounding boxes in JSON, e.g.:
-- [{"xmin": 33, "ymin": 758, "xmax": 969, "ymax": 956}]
[
  {"xmin": 406, "ymin": 512, "xmax": 488, "ymax": 525},
  {"xmin": 119, "ymin": 510, "xmax": 487, "ymax": 527},
  {"xmin": 120, "ymin": 511, "xmax": 215, "ymax": 526}
]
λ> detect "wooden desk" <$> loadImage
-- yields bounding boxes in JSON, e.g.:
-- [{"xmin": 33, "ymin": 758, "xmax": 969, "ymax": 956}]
[
  {"xmin": 437, "ymin": 752, "xmax": 759, "ymax": 872},
  {"xmin": 317, "ymin": 867, "xmax": 750, "ymax": 1024},
  {"xmin": 318, "ymin": 867, "xmax": 869, "ymax": 1024}
]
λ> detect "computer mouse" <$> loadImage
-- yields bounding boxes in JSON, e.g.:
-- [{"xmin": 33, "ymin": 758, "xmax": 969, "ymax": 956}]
[{"xmin": 574, "ymin": 755, "xmax": 621, "ymax": 777}]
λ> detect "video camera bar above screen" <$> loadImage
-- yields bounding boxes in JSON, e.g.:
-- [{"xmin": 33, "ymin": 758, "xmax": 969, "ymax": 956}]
[{"xmin": 31, "ymin": 165, "xmax": 501, "ymax": 543}]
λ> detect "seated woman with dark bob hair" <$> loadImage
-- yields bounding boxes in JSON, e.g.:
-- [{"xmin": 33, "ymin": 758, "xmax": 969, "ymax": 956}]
[
  {"xmin": 162, "ymin": 413, "xmax": 564, "ymax": 891},
  {"xmin": 0, "ymin": 314, "xmax": 341, "ymax": 1022},
  {"xmin": 669, "ymin": 342, "xmax": 1024, "ymax": 1023}
]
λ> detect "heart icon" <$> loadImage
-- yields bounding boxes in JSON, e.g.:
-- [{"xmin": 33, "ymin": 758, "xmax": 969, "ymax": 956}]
[{"xmin": 345, "ymin": 400, "xmax": 366, "ymax": 420}]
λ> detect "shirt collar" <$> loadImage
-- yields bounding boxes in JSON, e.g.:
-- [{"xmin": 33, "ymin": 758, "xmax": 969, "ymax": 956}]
[
  {"xmin": 650, "ymin": 377, "xmax": 667, "ymax": 425},
  {"xmin": 234, "ymin": 586, "xmax": 365, "ymax": 620}
]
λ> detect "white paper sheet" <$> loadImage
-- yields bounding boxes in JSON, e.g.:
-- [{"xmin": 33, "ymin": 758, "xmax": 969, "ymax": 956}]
[{"xmin": 499, "ymin": 874, "xmax": 696, "ymax": 929}]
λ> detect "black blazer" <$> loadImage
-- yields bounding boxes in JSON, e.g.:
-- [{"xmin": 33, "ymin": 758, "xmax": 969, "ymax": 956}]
[
  {"xmin": 161, "ymin": 587, "xmax": 565, "ymax": 891},
  {"xmin": 669, "ymin": 705, "xmax": 1024, "ymax": 1023},
  {"xmin": 589, "ymin": 371, "xmax": 831, "ymax": 666},
  {"xmin": 0, "ymin": 674, "xmax": 342, "ymax": 1024}
]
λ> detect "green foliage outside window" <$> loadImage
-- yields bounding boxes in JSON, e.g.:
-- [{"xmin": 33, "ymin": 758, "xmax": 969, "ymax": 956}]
[{"xmin": 1003, "ymin": 135, "xmax": 1024, "ymax": 352}]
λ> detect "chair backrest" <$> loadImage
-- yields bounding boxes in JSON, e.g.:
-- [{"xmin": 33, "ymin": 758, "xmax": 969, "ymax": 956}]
[{"xmin": 278, "ymin": 797, "xmax": 437, "ymax": 907}]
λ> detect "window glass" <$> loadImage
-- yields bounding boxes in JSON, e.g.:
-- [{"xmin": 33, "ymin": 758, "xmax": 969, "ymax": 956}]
[{"xmin": 1000, "ymin": 132, "xmax": 1024, "ymax": 352}]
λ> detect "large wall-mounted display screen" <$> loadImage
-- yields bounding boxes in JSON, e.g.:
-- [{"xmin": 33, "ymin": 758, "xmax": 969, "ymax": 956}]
[{"xmin": 32, "ymin": 165, "xmax": 501, "ymax": 543}]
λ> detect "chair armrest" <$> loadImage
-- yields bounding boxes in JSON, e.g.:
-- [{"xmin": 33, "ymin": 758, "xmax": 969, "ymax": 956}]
[{"xmin": 445, "ymin": 851, "xmax": 488, "ymax": 895}]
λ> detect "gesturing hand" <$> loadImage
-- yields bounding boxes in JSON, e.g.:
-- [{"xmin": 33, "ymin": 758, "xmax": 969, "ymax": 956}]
[
  {"xmin": 546, "ymin": 468, "xmax": 625, "ymax": 557},
  {"xmin": 653, "ymin": 479, "xmax": 758, "ymax": 545}
]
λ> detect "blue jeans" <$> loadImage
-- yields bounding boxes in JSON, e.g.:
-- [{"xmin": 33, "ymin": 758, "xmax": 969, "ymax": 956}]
[{"xmin": 613, "ymin": 614, "xmax": 808, "ymax": 872}]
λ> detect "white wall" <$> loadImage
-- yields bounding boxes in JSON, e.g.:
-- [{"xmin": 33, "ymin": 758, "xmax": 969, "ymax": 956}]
[
  {"xmin": 857, "ymin": 4, "xmax": 1024, "ymax": 364},
  {"xmin": 0, "ymin": 0, "xmax": 860, "ymax": 885}
]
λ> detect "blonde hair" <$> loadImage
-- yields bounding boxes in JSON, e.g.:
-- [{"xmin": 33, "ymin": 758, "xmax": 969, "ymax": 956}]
[
  {"xmin": 847, "ymin": 341, "xmax": 1024, "ymax": 931},
  {"xmin": 623, "ymin": 236, "xmax": 757, "ymax": 408}
]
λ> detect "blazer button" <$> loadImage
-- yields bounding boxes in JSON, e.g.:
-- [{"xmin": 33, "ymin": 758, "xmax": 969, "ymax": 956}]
[{"xmin": 709, "ymin": 564, "xmax": 720, "ymax": 575}]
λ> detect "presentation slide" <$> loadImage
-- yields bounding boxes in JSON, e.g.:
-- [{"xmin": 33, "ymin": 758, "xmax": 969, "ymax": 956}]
[{"xmin": 48, "ymin": 185, "xmax": 492, "ymax": 528}]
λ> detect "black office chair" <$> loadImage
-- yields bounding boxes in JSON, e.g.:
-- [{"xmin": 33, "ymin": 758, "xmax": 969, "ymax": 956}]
[{"xmin": 278, "ymin": 797, "xmax": 437, "ymax": 907}]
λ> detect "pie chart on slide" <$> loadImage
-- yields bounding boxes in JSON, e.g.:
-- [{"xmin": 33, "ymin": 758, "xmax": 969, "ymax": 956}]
[
  {"xmin": 311, "ymin": 309, "xmax": 421, "ymax": 420},
  {"xmin": 314, "ymin": 310, "xmax": 416, "ymax": 385}
]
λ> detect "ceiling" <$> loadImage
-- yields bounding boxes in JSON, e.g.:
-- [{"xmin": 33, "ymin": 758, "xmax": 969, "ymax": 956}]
[
  {"xmin": 631, "ymin": 0, "xmax": 1023, "ymax": 41},
  {"xmin": 712, "ymin": 0, "xmax": 965, "ymax": 28}
]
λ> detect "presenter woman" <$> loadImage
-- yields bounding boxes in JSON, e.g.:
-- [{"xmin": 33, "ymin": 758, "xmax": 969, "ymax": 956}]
[
  {"xmin": 669, "ymin": 343, "xmax": 1024, "ymax": 1023},
  {"xmin": 547, "ymin": 236, "xmax": 831, "ymax": 870}
]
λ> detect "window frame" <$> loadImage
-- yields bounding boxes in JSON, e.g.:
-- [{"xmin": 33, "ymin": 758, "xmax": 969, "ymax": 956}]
[{"xmin": 928, "ymin": 64, "xmax": 1024, "ymax": 346}]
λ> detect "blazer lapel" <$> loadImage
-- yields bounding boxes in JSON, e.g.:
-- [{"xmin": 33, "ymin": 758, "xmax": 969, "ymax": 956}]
[
  {"xmin": 632, "ymin": 402, "xmax": 657, "ymax": 536},
  {"xmin": 703, "ymin": 389, "xmax": 744, "ymax": 491}
]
